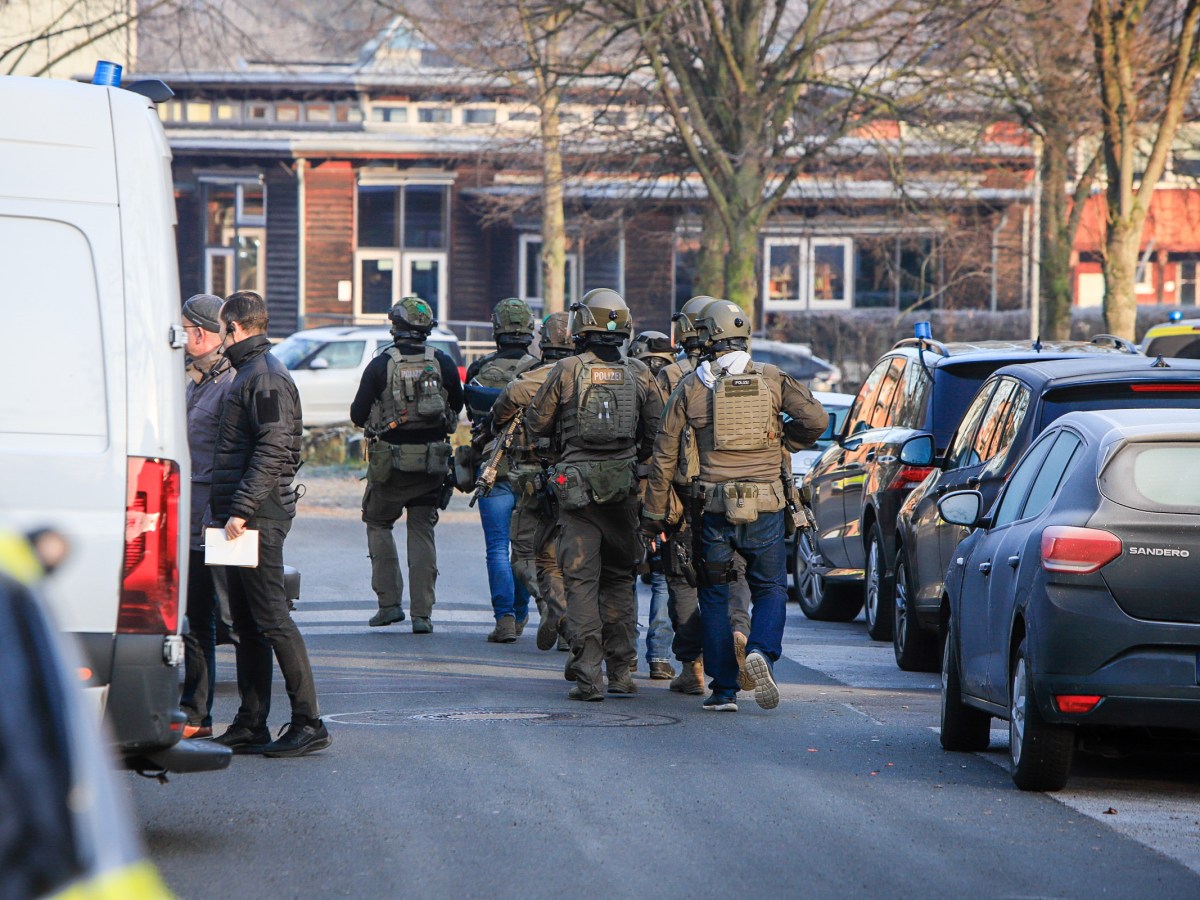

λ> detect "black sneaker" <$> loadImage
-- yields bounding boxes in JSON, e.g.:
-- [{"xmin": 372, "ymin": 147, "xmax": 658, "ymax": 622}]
[
  {"xmin": 262, "ymin": 720, "xmax": 333, "ymax": 758},
  {"xmin": 213, "ymin": 723, "xmax": 271, "ymax": 754},
  {"xmin": 702, "ymin": 693, "xmax": 738, "ymax": 712}
]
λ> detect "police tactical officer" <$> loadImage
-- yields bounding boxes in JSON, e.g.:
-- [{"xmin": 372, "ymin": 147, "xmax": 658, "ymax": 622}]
[
  {"xmin": 643, "ymin": 299, "xmax": 828, "ymax": 712},
  {"xmin": 465, "ymin": 298, "xmax": 540, "ymax": 643},
  {"xmin": 350, "ymin": 295, "xmax": 464, "ymax": 634},
  {"xmin": 490, "ymin": 311, "xmax": 573, "ymax": 651},
  {"xmin": 655, "ymin": 296, "xmax": 753, "ymax": 696},
  {"xmin": 525, "ymin": 289, "xmax": 664, "ymax": 701}
]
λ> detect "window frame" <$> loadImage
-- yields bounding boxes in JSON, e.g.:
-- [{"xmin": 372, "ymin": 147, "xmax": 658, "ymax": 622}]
[
  {"xmin": 762, "ymin": 237, "xmax": 854, "ymax": 310},
  {"xmin": 518, "ymin": 233, "xmax": 580, "ymax": 314}
]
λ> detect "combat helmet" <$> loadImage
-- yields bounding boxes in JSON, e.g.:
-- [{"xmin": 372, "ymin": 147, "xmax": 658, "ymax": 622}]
[
  {"xmin": 695, "ymin": 299, "xmax": 751, "ymax": 353},
  {"xmin": 389, "ymin": 295, "xmax": 436, "ymax": 339},
  {"xmin": 630, "ymin": 330, "xmax": 678, "ymax": 372},
  {"xmin": 569, "ymin": 288, "xmax": 632, "ymax": 339},
  {"xmin": 671, "ymin": 295, "xmax": 716, "ymax": 349},
  {"xmin": 539, "ymin": 311, "xmax": 573, "ymax": 358},
  {"xmin": 491, "ymin": 297, "xmax": 535, "ymax": 340}
]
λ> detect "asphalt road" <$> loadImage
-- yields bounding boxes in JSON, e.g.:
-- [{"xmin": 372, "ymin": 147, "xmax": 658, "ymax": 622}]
[{"xmin": 128, "ymin": 480, "xmax": 1200, "ymax": 898}]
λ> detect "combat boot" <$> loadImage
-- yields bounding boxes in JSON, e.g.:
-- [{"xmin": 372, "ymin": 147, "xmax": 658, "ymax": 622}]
[
  {"xmin": 670, "ymin": 658, "xmax": 705, "ymax": 696},
  {"xmin": 369, "ymin": 605, "xmax": 405, "ymax": 628},
  {"xmin": 487, "ymin": 615, "xmax": 517, "ymax": 643},
  {"xmin": 536, "ymin": 610, "xmax": 560, "ymax": 651},
  {"xmin": 606, "ymin": 669, "xmax": 638, "ymax": 696},
  {"xmin": 649, "ymin": 661, "xmax": 675, "ymax": 680},
  {"xmin": 568, "ymin": 685, "xmax": 604, "ymax": 702},
  {"xmin": 733, "ymin": 630, "xmax": 754, "ymax": 692},
  {"xmin": 411, "ymin": 616, "xmax": 433, "ymax": 634}
]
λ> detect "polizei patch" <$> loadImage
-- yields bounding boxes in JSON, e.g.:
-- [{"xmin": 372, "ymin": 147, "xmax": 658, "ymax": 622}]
[
  {"xmin": 1128, "ymin": 546, "xmax": 1191, "ymax": 558},
  {"xmin": 590, "ymin": 368, "xmax": 625, "ymax": 383}
]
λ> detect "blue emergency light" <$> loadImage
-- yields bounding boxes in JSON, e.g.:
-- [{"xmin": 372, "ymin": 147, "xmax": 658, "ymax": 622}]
[
  {"xmin": 92, "ymin": 60, "xmax": 122, "ymax": 87},
  {"xmin": 914, "ymin": 321, "xmax": 932, "ymax": 341},
  {"xmin": 1170, "ymin": 310, "xmax": 1184, "ymax": 323}
]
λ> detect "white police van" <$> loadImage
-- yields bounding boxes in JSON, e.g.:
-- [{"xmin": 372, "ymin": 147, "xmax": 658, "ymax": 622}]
[{"xmin": 0, "ymin": 71, "xmax": 229, "ymax": 774}]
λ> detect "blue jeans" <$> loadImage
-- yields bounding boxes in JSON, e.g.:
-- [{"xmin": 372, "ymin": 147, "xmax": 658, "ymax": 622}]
[
  {"xmin": 698, "ymin": 510, "xmax": 788, "ymax": 695},
  {"xmin": 644, "ymin": 570, "xmax": 673, "ymax": 663},
  {"xmin": 477, "ymin": 479, "xmax": 530, "ymax": 621}
]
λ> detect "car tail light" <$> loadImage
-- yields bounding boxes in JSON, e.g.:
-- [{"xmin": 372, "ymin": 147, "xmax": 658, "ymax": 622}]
[
  {"xmin": 119, "ymin": 457, "xmax": 181, "ymax": 634},
  {"xmin": 1055, "ymin": 695, "xmax": 1102, "ymax": 714},
  {"xmin": 888, "ymin": 465, "xmax": 935, "ymax": 491},
  {"xmin": 1041, "ymin": 525, "xmax": 1122, "ymax": 575}
]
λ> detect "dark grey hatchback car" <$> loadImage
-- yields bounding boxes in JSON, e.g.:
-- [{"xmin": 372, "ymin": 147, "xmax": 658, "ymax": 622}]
[{"xmin": 939, "ymin": 409, "xmax": 1200, "ymax": 791}]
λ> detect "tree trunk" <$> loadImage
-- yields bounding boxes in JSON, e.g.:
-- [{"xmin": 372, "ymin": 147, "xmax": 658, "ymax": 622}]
[
  {"xmin": 723, "ymin": 213, "xmax": 762, "ymax": 324},
  {"xmin": 1102, "ymin": 219, "xmax": 1140, "ymax": 339},
  {"xmin": 1040, "ymin": 143, "xmax": 1072, "ymax": 340},
  {"xmin": 539, "ymin": 81, "xmax": 567, "ymax": 314},
  {"xmin": 694, "ymin": 203, "xmax": 727, "ymax": 300}
]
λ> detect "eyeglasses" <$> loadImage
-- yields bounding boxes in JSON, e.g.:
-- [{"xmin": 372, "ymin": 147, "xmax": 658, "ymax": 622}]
[{"xmin": 182, "ymin": 324, "xmax": 205, "ymax": 335}]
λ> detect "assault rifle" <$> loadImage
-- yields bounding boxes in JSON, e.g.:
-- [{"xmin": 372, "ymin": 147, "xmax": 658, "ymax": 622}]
[{"xmin": 469, "ymin": 408, "xmax": 525, "ymax": 508}]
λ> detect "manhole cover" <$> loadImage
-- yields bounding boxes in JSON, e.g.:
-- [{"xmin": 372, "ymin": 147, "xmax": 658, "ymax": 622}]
[{"xmin": 326, "ymin": 707, "xmax": 679, "ymax": 727}]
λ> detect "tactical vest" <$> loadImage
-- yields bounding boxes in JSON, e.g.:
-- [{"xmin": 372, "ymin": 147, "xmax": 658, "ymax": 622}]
[
  {"xmin": 466, "ymin": 352, "xmax": 537, "ymax": 419},
  {"xmin": 510, "ymin": 362, "xmax": 559, "ymax": 464},
  {"xmin": 560, "ymin": 357, "xmax": 638, "ymax": 451},
  {"xmin": 368, "ymin": 345, "xmax": 454, "ymax": 435},
  {"xmin": 665, "ymin": 358, "xmax": 699, "ymax": 485},
  {"xmin": 708, "ymin": 363, "xmax": 781, "ymax": 451}
]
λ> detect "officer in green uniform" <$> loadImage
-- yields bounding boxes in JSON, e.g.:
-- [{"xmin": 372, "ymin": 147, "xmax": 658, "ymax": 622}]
[
  {"xmin": 525, "ymin": 290, "xmax": 664, "ymax": 700},
  {"xmin": 466, "ymin": 298, "xmax": 541, "ymax": 643},
  {"xmin": 643, "ymin": 299, "xmax": 828, "ymax": 711},
  {"xmin": 656, "ymin": 296, "xmax": 753, "ymax": 696},
  {"xmin": 350, "ymin": 296, "xmax": 464, "ymax": 633},
  {"xmin": 490, "ymin": 312, "xmax": 573, "ymax": 651}
]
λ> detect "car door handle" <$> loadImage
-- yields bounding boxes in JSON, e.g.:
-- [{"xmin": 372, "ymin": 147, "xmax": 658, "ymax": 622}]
[
  {"xmin": 978, "ymin": 561, "xmax": 992, "ymax": 576},
  {"xmin": 1007, "ymin": 555, "xmax": 1020, "ymax": 568}
]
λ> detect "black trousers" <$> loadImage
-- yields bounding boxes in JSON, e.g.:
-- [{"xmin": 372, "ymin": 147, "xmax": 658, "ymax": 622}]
[
  {"xmin": 181, "ymin": 549, "xmax": 227, "ymax": 726},
  {"xmin": 224, "ymin": 517, "xmax": 320, "ymax": 729}
]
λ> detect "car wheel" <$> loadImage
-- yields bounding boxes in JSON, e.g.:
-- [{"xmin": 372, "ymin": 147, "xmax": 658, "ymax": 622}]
[
  {"xmin": 864, "ymin": 524, "xmax": 893, "ymax": 642},
  {"xmin": 792, "ymin": 529, "xmax": 862, "ymax": 622},
  {"xmin": 892, "ymin": 549, "xmax": 938, "ymax": 672},
  {"xmin": 1009, "ymin": 638, "xmax": 1075, "ymax": 792},
  {"xmin": 940, "ymin": 619, "xmax": 991, "ymax": 752}
]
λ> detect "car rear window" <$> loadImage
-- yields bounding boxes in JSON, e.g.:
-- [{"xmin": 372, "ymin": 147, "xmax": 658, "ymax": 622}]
[
  {"xmin": 1100, "ymin": 443, "xmax": 1200, "ymax": 514},
  {"xmin": 930, "ymin": 361, "xmax": 1015, "ymax": 445},
  {"xmin": 1144, "ymin": 334, "xmax": 1200, "ymax": 359},
  {"xmin": 1040, "ymin": 383, "xmax": 1200, "ymax": 429},
  {"xmin": 271, "ymin": 336, "xmax": 323, "ymax": 369}
]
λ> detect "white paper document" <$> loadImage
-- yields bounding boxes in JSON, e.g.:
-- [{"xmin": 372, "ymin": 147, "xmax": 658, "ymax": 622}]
[{"xmin": 204, "ymin": 527, "xmax": 259, "ymax": 567}]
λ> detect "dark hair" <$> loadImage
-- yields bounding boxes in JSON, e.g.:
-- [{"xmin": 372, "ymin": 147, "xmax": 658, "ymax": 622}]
[{"xmin": 220, "ymin": 291, "xmax": 269, "ymax": 335}]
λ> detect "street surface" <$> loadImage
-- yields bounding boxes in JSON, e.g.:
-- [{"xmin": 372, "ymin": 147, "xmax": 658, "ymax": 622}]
[{"xmin": 129, "ymin": 472, "xmax": 1200, "ymax": 898}]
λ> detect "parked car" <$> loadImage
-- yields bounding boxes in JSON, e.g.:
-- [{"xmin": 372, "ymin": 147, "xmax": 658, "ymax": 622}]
[
  {"xmin": 0, "ymin": 75, "xmax": 227, "ymax": 775},
  {"xmin": 272, "ymin": 325, "xmax": 464, "ymax": 427},
  {"xmin": 797, "ymin": 331, "xmax": 1128, "ymax": 634},
  {"xmin": 1141, "ymin": 314, "xmax": 1200, "ymax": 359},
  {"xmin": 938, "ymin": 408, "xmax": 1200, "ymax": 791},
  {"xmin": 751, "ymin": 338, "xmax": 842, "ymax": 392},
  {"xmin": 892, "ymin": 355, "xmax": 1200, "ymax": 671}
]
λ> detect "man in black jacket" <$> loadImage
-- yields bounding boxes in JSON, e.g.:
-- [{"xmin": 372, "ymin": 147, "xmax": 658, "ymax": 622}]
[{"xmin": 210, "ymin": 291, "xmax": 330, "ymax": 758}]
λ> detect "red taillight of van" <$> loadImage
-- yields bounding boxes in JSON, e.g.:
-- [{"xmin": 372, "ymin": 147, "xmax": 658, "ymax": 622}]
[
  {"xmin": 119, "ymin": 457, "xmax": 181, "ymax": 634},
  {"xmin": 1041, "ymin": 525, "xmax": 1122, "ymax": 575}
]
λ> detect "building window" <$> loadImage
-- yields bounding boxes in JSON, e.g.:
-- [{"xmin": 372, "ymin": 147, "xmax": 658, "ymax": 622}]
[
  {"xmin": 202, "ymin": 177, "xmax": 267, "ymax": 298},
  {"xmin": 593, "ymin": 110, "xmax": 627, "ymax": 127},
  {"xmin": 275, "ymin": 103, "xmax": 300, "ymax": 123},
  {"xmin": 464, "ymin": 108, "xmax": 496, "ymax": 125},
  {"xmin": 762, "ymin": 237, "xmax": 852, "ymax": 310},
  {"xmin": 305, "ymin": 104, "xmax": 332, "ymax": 123},
  {"xmin": 507, "ymin": 110, "xmax": 538, "ymax": 122},
  {"xmin": 418, "ymin": 107, "xmax": 452, "ymax": 124},
  {"xmin": 1180, "ymin": 260, "xmax": 1199, "ymax": 306},
  {"xmin": 215, "ymin": 101, "xmax": 238, "ymax": 121},
  {"xmin": 185, "ymin": 101, "xmax": 212, "ymax": 123},
  {"xmin": 247, "ymin": 103, "xmax": 271, "ymax": 122},
  {"xmin": 371, "ymin": 105, "xmax": 409, "ymax": 124},
  {"xmin": 518, "ymin": 234, "xmax": 579, "ymax": 314}
]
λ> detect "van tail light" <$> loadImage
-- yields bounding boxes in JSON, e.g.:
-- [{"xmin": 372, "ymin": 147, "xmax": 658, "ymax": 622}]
[
  {"xmin": 1055, "ymin": 695, "xmax": 1102, "ymax": 714},
  {"xmin": 1040, "ymin": 526, "xmax": 1122, "ymax": 575},
  {"xmin": 888, "ymin": 465, "xmax": 935, "ymax": 491},
  {"xmin": 119, "ymin": 457, "xmax": 181, "ymax": 634}
]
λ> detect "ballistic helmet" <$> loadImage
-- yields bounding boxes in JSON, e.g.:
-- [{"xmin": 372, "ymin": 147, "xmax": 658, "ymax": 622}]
[
  {"xmin": 630, "ymin": 330, "xmax": 677, "ymax": 368},
  {"xmin": 569, "ymin": 288, "xmax": 632, "ymax": 338},
  {"xmin": 671, "ymin": 295, "xmax": 716, "ymax": 346},
  {"xmin": 695, "ymin": 299, "xmax": 751, "ymax": 351},
  {"xmin": 389, "ymin": 295, "xmax": 436, "ymax": 338},
  {"xmin": 539, "ymin": 312, "xmax": 573, "ymax": 354},
  {"xmin": 491, "ymin": 297, "xmax": 535, "ymax": 338}
]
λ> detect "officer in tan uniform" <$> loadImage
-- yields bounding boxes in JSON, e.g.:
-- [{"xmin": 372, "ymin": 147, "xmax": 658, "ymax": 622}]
[
  {"xmin": 643, "ymin": 299, "xmax": 827, "ymax": 711},
  {"xmin": 351, "ymin": 296, "xmax": 464, "ymax": 634},
  {"xmin": 490, "ymin": 312, "xmax": 573, "ymax": 652},
  {"xmin": 526, "ymin": 289, "xmax": 663, "ymax": 701},
  {"xmin": 656, "ymin": 296, "xmax": 753, "ymax": 696}
]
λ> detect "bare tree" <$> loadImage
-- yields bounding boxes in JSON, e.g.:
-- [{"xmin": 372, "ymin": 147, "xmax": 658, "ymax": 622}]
[{"xmin": 1089, "ymin": 0, "xmax": 1200, "ymax": 339}]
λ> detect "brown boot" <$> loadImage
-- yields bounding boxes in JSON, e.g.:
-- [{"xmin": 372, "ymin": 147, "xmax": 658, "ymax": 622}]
[
  {"xmin": 649, "ymin": 661, "xmax": 676, "ymax": 680},
  {"xmin": 733, "ymin": 630, "xmax": 754, "ymax": 692},
  {"xmin": 669, "ymin": 658, "xmax": 705, "ymax": 696},
  {"xmin": 487, "ymin": 615, "xmax": 517, "ymax": 644}
]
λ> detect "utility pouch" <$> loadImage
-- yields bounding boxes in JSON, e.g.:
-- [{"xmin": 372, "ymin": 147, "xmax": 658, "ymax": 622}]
[
  {"xmin": 416, "ymin": 373, "xmax": 445, "ymax": 419},
  {"xmin": 583, "ymin": 458, "xmax": 636, "ymax": 505},
  {"xmin": 701, "ymin": 557, "xmax": 740, "ymax": 587},
  {"xmin": 453, "ymin": 444, "xmax": 476, "ymax": 493},
  {"xmin": 393, "ymin": 443, "xmax": 430, "ymax": 473},
  {"xmin": 425, "ymin": 441, "xmax": 452, "ymax": 476},
  {"xmin": 721, "ymin": 482, "xmax": 761, "ymax": 525},
  {"xmin": 549, "ymin": 464, "xmax": 591, "ymax": 511},
  {"xmin": 662, "ymin": 534, "xmax": 697, "ymax": 588},
  {"xmin": 367, "ymin": 442, "xmax": 392, "ymax": 483}
]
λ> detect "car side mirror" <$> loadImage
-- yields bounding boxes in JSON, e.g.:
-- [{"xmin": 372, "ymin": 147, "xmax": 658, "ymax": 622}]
[
  {"xmin": 937, "ymin": 490, "xmax": 983, "ymax": 528},
  {"xmin": 308, "ymin": 357, "xmax": 330, "ymax": 370},
  {"xmin": 899, "ymin": 433, "xmax": 934, "ymax": 466}
]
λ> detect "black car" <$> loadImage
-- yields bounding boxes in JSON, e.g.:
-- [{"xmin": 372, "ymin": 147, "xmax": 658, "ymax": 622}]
[
  {"xmin": 938, "ymin": 408, "xmax": 1200, "ymax": 791},
  {"xmin": 798, "ymin": 333, "xmax": 1127, "ymax": 636},
  {"xmin": 891, "ymin": 355, "xmax": 1200, "ymax": 671}
]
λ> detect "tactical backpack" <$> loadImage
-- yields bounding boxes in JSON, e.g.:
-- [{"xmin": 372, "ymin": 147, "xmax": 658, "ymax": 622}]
[
  {"xmin": 466, "ymin": 352, "xmax": 537, "ymax": 419},
  {"xmin": 710, "ymin": 363, "xmax": 782, "ymax": 451},
  {"xmin": 368, "ymin": 345, "xmax": 454, "ymax": 435},
  {"xmin": 560, "ymin": 357, "xmax": 638, "ymax": 451}
]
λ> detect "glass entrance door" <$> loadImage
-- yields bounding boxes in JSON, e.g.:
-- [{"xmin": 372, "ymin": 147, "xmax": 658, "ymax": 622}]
[
  {"xmin": 402, "ymin": 253, "xmax": 447, "ymax": 322},
  {"xmin": 355, "ymin": 250, "xmax": 401, "ymax": 317}
]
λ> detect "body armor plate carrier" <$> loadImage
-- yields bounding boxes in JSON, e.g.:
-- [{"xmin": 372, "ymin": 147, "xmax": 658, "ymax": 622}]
[
  {"xmin": 368, "ymin": 345, "xmax": 454, "ymax": 435},
  {"xmin": 561, "ymin": 359, "xmax": 638, "ymax": 451},
  {"xmin": 711, "ymin": 364, "xmax": 780, "ymax": 451}
]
